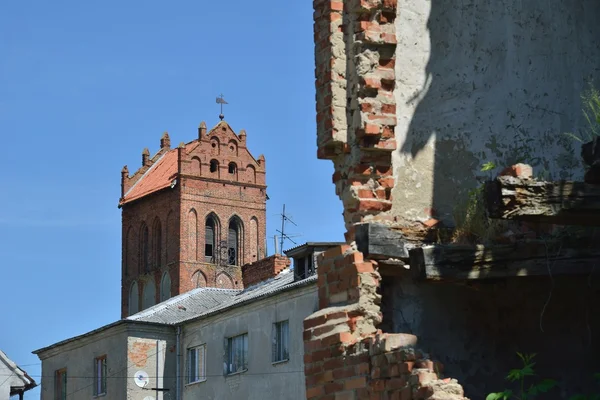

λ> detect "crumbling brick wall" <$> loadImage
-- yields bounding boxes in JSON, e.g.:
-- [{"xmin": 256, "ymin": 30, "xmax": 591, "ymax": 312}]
[
  {"xmin": 306, "ymin": 0, "xmax": 471, "ymax": 398},
  {"xmin": 303, "ymin": 246, "xmax": 467, "ymax": 399}
]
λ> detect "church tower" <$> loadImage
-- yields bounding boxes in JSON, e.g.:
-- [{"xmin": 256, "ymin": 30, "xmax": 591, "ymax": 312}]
[{"xmin": 119, "ymin": 121, "xmax": 267, "ymax": 318}]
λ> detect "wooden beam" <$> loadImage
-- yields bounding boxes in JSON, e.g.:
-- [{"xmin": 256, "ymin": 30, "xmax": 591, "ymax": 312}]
[
  {"xmin": 485, "ymin": 176, "xmax": 600, "ymax": 226},
  {"xmin": 355, "ymin": 223, "xmax": 409, "ymax": 260},
  {"xmin": 409, "ymin": 242, "xmax": 600, "ymax": 281}
]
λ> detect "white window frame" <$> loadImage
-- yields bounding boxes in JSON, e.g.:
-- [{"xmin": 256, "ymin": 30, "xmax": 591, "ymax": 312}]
[
  {"xmin": 93, "ymin": 356, "xmax": 107, "ymax": 396},
  {"xmin": 272, "ymin": 320, "xmax": 290, "ymax": 363},
  {"xmin": 187, "ymin": 345, "xmax": 206, "ymax": 384},
  {"xmin": 225, "ymin": 333, "xmax": 248, "ymax": 375}
]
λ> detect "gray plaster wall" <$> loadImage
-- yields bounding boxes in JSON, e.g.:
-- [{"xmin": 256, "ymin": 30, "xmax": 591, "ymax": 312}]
[
  {"xmin": 0, "ymin": 356, "xmax": 25, "ymax": 400},
  {"xmin": 36, "ymin": 322, "xmax": 175, "ymax": 400},
  {"xmin": 382, "ymin": 275, "xmax": 600, "ymax": 399},
  {"xmin": 393, "ymin": 0, "xmax": 600, "ymax": 224},
  {"xmin": 181, "ymin": 284, "xmax": 318, "ymax": 400}
]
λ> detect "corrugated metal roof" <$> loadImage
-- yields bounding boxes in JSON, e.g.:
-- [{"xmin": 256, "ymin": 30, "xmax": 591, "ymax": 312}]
[{"xmin": 128, "ymin": 269, "xmax": 316, "ymax": 325}]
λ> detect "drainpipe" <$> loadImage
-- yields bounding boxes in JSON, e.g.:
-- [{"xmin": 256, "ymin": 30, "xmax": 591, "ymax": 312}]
[{"xmin": 176, "ymin": 325, "xmax": 181, "ymax": 400}]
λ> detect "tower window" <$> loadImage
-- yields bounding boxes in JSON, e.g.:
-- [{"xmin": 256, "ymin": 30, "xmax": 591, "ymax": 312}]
[
  {"xmin": 205, "ymin": 216, "xmax": 216, "ymax": 262},
  {"xmin": 228, "ymin": 219, "xmax": 241, "ymax": 266},
  {"xmin": 228, "ymin": 162, "xmax": 237, "ymax": 175},
  {"xmin": 210, "ymin": 160, "xmax": 219, "ymax": 173}
]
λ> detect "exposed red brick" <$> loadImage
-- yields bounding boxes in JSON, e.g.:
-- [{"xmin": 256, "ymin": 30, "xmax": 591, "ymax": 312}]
[{"xmin": 120, "ymin": 122, "xmax": 268, "ymax": 318}]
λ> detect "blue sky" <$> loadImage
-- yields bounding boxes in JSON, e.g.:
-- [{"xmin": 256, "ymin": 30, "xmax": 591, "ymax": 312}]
[{"xmin": 0, "ymin": 2, "xmax": 343, "ymax": 397}]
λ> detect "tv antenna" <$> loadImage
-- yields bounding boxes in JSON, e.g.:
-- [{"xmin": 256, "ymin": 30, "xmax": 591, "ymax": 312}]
[
  {"xmin": 276, "ymin": 204, "xmax": 301, "ymax": 253},
  {"xmin": 216, "ymin": 94, "xmax": 228, "ymax": 120}
]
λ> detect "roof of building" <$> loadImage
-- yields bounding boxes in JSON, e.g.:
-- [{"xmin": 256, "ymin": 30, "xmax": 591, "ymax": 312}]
[
  {"xmin": 284, "ymin": 242, "xmax": 345, "ymax": 257},
  {"xmin": 128, "ymin": 268, "xmax": 316, "ymax": 325},
  {"xmin": 121, "ymin": 149, "xmax": 178, "ymax": 205},
  {"xmin": 0, "ymin": 349, "xmax": 37, "ymax": 395},
  {"xmin": 33, "ymin": 269, "xmax": 316, "ymax": 356}
]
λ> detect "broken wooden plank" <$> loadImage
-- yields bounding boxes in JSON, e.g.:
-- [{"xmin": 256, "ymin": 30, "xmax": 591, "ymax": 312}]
[
  {"xmin": 485, "ymin": 176, "xmax": 600, "ymax": 226},
  {"xmin": 409, "ymin": 242, "xmax": 600, "ymax": 281},
  {"xmin": 355, "ymin": 223, "xmax": 409, "ymax": 260}
]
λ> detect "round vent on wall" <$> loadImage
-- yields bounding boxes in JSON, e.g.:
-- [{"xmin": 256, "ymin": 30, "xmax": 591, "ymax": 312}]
[{"xmin": 134, "ymin": 370, "xmax": 149, "ymax": 388}]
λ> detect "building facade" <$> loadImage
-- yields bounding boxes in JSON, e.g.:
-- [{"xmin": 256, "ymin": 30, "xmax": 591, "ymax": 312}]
[
  {"xmin": 34, "ymin": 268, "xmax": 317, "ymax": 400},
  {"xmin": 119, "ymin": 121, "xmax": 268, "ymax": 318}
]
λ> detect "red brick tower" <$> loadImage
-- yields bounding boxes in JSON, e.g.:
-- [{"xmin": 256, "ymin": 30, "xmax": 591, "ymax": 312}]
[{"xmin": 119, "ymin": 121, "xmax": 267, "ymax": 318}]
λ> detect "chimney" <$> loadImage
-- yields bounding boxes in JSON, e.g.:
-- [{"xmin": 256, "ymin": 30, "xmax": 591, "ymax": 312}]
[
  {"xmin": 121, "ymin": 165, "xmax": 129, "ymax": 197},
  {"xmin": 241, "ymin": 255, "xmax": 291, "ymax": 288},
  {"xmin": 160, "ymin": 132, "xmax": 171, "ymax": 149},
  {"xmin": 142, "ymin": 148, "xmax": 150, "ymax": 166},
  {"xmin": 198, "ymin": 121, "xmax": 207, "ymax": 139}
]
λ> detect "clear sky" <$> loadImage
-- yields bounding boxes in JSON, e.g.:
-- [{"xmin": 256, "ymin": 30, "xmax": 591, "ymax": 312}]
[{"xmin": 0, "ymin": 1, "xmax": 344, "ymax": 397}]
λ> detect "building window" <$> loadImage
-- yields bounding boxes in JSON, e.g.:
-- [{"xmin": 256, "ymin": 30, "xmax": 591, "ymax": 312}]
[
  {"xmin": 205, "ymin": 216, "xmax": 216, "ymax": 262},
  {"xmin": 294, "ymin": 256, "xmax": 314, "ymax": 280},
  {"xmin": 272, "ymin": 320, "xmax": 289, "ymax": 363},
  {"xmin": 187, "ymin": 345, "xmax": 206, "ymax": 384},
  {"xmin": 140, "ymin": 223, "xmax": 149, "ymax": 273},
  {"xmin": 210, "ymin": 159, "xmax": 219, "ymax": 173},
  {"xmin": 227, "ymin": 219, "xmax": 241, "ymax": 266},
  {"xmin": 225, "ymin": 333, "xmax": 248, "ymax": 374},
  {"xmin": 54, "ymin": 368, "xmax": 67, "ymax": 400},
  {"xmin": 94, "ymin": 356, "xmax": 107, "ymax": 396},
  {"xmin": 228, "ymin": 162, "xmax": 237, "ymax": 175}
]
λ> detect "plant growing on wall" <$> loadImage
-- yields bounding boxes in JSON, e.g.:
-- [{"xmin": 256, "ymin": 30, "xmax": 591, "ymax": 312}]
[
  {"xmin": 486, "ymin": 353, "xmax": 557, "ymax": 400},
  {"xmin": 564, "ymin": 83, "xmax": 600, "ymax": 143},
  {"xmin": 452, "ymin": 162, "xmax": 507, "ymax": 244}
]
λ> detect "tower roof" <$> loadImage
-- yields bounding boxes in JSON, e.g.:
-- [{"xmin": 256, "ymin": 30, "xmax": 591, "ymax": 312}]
[{"xmin": 120, "ymin": 149, "xmax": 178, "ymax": 205}]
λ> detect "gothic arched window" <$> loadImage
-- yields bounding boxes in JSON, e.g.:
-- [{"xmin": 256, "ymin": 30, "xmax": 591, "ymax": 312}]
[
  {"xmin": 228, "ymin": 218, "xmax": 242, "ymax": 266},
  {"xmin": 205, "ymin": 215, "xmax": 218, "ymax": 262}
]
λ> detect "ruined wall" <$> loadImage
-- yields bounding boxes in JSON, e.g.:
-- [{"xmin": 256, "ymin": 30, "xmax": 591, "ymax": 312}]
[
  {"xmin": 393, "ymin": 0, "xmax": 600, "ymax": 225},
  {"xmin": 382, "ymin": 275, "xmax": 600, "ymax": 399}
]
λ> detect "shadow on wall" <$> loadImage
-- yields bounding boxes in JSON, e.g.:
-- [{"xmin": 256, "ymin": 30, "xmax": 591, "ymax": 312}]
[
  {"xmin": 390, "ymin": 0, "xmax": 600, "ymax": 398},
  {"xmin": 396, "ymin": 0, "xmax": 600, "ymax": 225}
]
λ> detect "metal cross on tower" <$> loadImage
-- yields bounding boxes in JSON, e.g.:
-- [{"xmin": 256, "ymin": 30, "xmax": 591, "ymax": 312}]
[{"xmin": 216, "ymin": 94, "xmax": 228, "ymax": 120}]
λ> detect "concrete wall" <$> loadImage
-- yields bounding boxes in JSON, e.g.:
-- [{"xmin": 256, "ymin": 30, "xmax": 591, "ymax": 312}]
[
  {"xmin": 382, "ymin": 275, "xmax": 600, "ymax": 399},
  {"xmin": 181, "ymin": 284, "xmax": 318, "ymax": 400},
  {"xmin": 36, "ymin": 322, "xmax": 175, "ymax": 400},
  {"xmin": 393, "ymin": 0, "xmax": 600, "ymax": 224}
]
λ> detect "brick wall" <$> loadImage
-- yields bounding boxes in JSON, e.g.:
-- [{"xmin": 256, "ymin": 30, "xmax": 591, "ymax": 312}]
[
  {"xmin": 121, "ymin": 122, "xmax": 268, "ymax": 318},
  {"xmin": 241, "ymin": 254, "xmax": 291, "ymax": 288},
  {"xmin": 303, "ymin": 246, "xmax": 467, "ymax": 400},
  {"xmin": 314, "ymin": 0, "xmax": 397, "ymax": 236}
]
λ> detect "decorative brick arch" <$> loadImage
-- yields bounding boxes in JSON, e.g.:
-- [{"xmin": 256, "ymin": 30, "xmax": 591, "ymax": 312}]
[
  {"xmin": 188, "ymin": 209, "xmax": 198, "ymax": 261},
  {"xmin": 191, "ymin": 156, "xmax": 201, "ymax": 176},
  {"xmin": 129, "ymin": 281, "xmax": 139, "ymax": 315},
  {"xmin": 192, "ymin": 270, "xmax": 207, "ymax": 288},
  {"xmin": 246, "ymin": 164, "xmax": 256, "ymax": 184},
  {"xmin": 152, "ymin": 217, "xmax": 162, "ymax": 269},
  {"xmin": 215, "ymin": 272, "xmax": 234, "ymax": 289}
]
